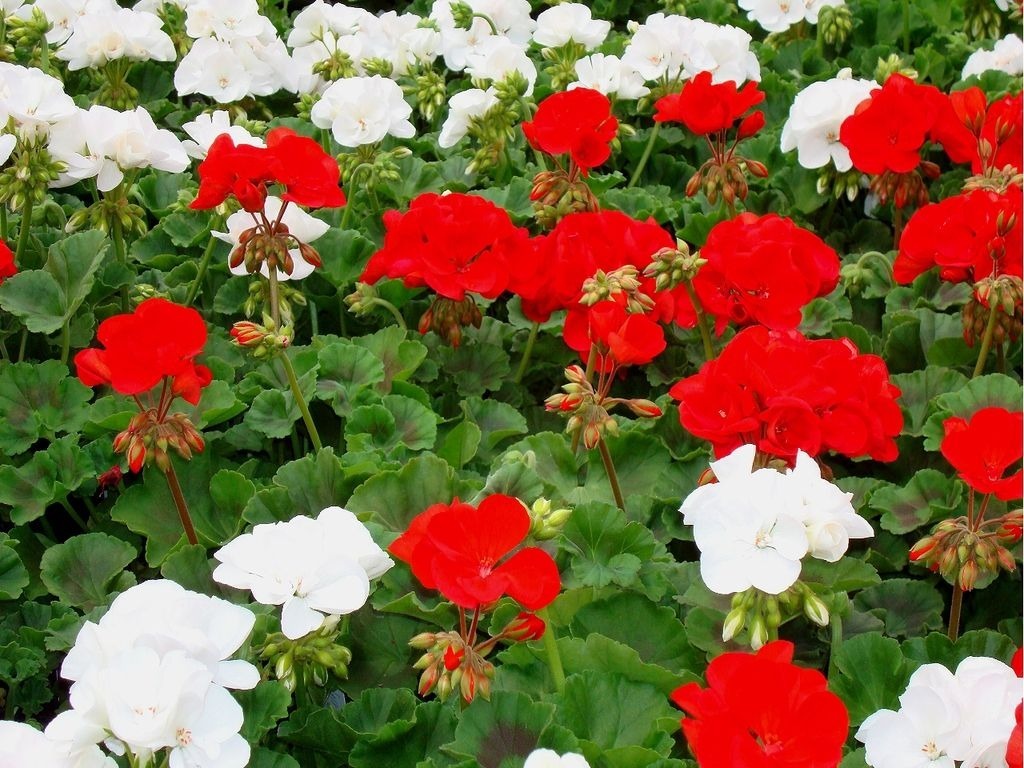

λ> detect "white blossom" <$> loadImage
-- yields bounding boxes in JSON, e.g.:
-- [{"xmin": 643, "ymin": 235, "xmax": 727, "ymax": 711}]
[
  {"xmin": 780, "ymin": 71, "xmax": 877, "ymax": 172},
  {"xmin": 465, "ymin": 36, "xmax": 537, "ymax": 96},
  {"xmin": 22, "ymin": 0, "xmax": 119, "ymax": 46},
  {"xmin": 570, "ymin": 54, "xmax": 650, "ymax": 100},
  {"xmin": 962, "ymin": 33, "xmax": 1024, "ymax": 79},
  {"xmin": 0, "ymin": 721, "xmax": 89, "ymax": 768},
  {"xmin": 213, "ymin": 506, "xmax": 393, "ymax": 639},
  {"xmin": 181, "ymin": 110, "xmax": 264, "ymax": 159},
  {"xmin": 739, "ymin": 0, "xmax": 809, "ymax": 33},
  {"xmin": 56, "ymin": 6, "xmax": 175, "ymax": 70},
  {"xmin": 805, "ymin": 0, "xmax": 846, "ymax": 23},
  {"xmin": 523, "ymin": 749, "xmax": 591, "ymax": 768},
  {"xmin": 533, "ymin": 4, "xmax": 610, "ymax": 50},
  {"xmin": 184, "ymin": 0, "xmax": 264, "ymax": 41},
  {"xmin": 438, "ymin": 87, "xmax": 498, "ymax": 148},
  {"xmin": 0, "ymin": 63, "xmax": 77, "ymax": 141},
  {"xmin": 310, "ymin": 75, "xmax": 414, "ymax": 147},
  {"xmin": 213, "ymin": 196, "xmax": 329, "ymax": 282}
]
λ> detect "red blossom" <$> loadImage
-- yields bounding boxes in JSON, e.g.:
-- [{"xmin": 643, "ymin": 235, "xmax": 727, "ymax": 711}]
[
  {"xmin": 265, "ymin": 127, "xmax": 347, "ymax": 209},
  {"xmin": 670, "ymin": 326, "xmax": 903, "ymax": 462},
  {"xmin": 388, "ymin": 495, "xmax": 561, "ymax": 611},
  {"xmin": 940, "ymin": 407, "xmax": 1023, "ymax": 500},
  {"xmin": 0, "ymin": 240, "xmax": 14, "ymax": 284},
  {"xmin": 74, "ymin": 298, "xmax": 212, "ymax": 405},
  {"xmin": 191, "ymin": 134, "xmax": 275, "ymax": 212},
  {"xmin": 522, "ymin": 88, "xmax": 619, "ymax": 174},
  {"xmin": 950, "ymin": 88, "xmax": 1023, "ymax": 174},
  {"xmin": 1008, "ymin": 703, "xmax": 1023, "ymax": 768},
  {"xmin": 563, "ymin": 299, "xmax": 666, "ymax": 369},
  {"xmin": 360, "ymin": 193, "xmax": 528, "ymax": 301},
  {"xmin": 671, "ymin": 640, "xmax": 849, "ymax": 768},
  {"xmin": 894, "ymin": 186, "xmax": 1023, "ymax": 284},
  {"xmin": 676, "ymin": 213, "xmax": 840, "ymax": 333},
  {"xmin": 654, "ymin": 71, "xmax": 766, "ymax": 136},
  {"xmin": 839, "ymin": 74, "xmax": 975, "ymax": 175}
]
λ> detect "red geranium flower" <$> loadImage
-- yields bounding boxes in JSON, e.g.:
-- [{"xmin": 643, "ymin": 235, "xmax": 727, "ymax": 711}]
[
  {"xmin": 360, "ymin": 193, "xmax": 528, "ymax": 301},
  {"xmin": 1008, "ymin": 703, "xmax": 1023, "ymax": 768},
  {"xmin": 950, "ymin": 88, "xmax": 1023, "ymax": 174},
  {"xmin": 74, "ymin": 298, "xmax": 212, "ymax": 405},
  {"xmin": 389, "ymin": 495, "xmax": 561, "ymax": 611},
  {"xmin": 894, "ymin": 186, "xmax": 1023, "ymax": 284},
  {"xmin": 654, "ymin": 71, "xmax": 765, "ymax": 137},
  {"xmin": 0, "ymin": 240, "xmax": 15, "ymax": 284},
  {"xmin": 671, "ymin": 640, "xmax": 849, "ymax": 768},
  {"xmin": 191, "ymin": 134, "xmax": 276, "ymax": 212},
  {"xmin": 522, "ymin": 88, "xmax": 618, "ymax": 174},
  {"xmin": 676, "ymin": 213, "xmax": 840, "ymax": 333},
  {"xmin": 839, "ymin": 73, "xmax": 975, "ymax": 175},
  {"xmin": 940, "ymin": 407, "xmax": 1023, "ymax": 500},
  {"xmin": 563, "ymin": 299, "xmax": 666, "ymax": 369},
  {"xmin": 265, "ymin": 127, "xmax": 347, "ymax": 209}
]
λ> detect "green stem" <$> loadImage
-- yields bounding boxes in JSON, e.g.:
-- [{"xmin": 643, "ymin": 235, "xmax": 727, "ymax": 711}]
[
  {"xmin": 60, "ymin": 318, "xmax": 70, "ymax": 365},
  {"xmin": 972, "ymin": 300, "xmax": 1000, "ymax": 378},
  {"xmin": 268, "ymin": 269, "xmax": 282, "ymax": 331},
  {"xmin": 947, "ymin": 583, "xmax": 963, "ymax": 641},
  {"xmin": 473, "ymin": 12, "xmax": 498, "ymax": 35},
  {"xmin": 163, "ymin": 462, "xmax": 198, "ymax": 546},
  {"xmin": 513, "ymin": 322, "xmax": 540, "ymax": 385},
  {"xmin": 536, "ymin": 607, "xmax": 565, "ymax": 695},
  {"xmin": 3, "ymin": 679, "xmax": 16, "ymax": 719},
  {"xmin": 280, "ymin": 350, "xmax": 323, "ymax": 452},
  {"xmin": 112, "ymin": 216, "xmax": 129, "ymax": 312},
  {"xmin": 14, "ymin": 197, "xmax": 32, "ymax": 265},
  {"xmin": 185, "ymin": 227, "xmax": 221, "ymax": 307},
  {"xmin": 60, "ymin": 499, "xmax": 87, "ymax": 530},
  {"xmin": 827, "ymin": 612, "xmax": 843, "ymax": 681},
  {"xmin": 597, "ymin": 437, "xmax": 625, "ymax": 511},
  {"xmin": 683, "ymin": 281, "xmax": 715, "ymax": 362},
  {"xmin": 16, "ymin": 328, "xmax": 26, "ymax": 362},
  {"xmin": 370, "ymin": 298, "xmax": 407, "ymax": 330},
  {"xmin": 902, "ymin": 0, "xmax": 911, "ymax": 52},
  {"xmin": 627, "ymin": 122, "xmax": 661, "ymax": 189},
  {"xmin": 1, "ymin": 205, "xmax": 7, "ymax": 241}
]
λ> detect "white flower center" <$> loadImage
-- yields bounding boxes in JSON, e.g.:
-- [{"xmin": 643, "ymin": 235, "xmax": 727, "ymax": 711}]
[
  {"xmin": 177, "ymin": 727, "xmax": 193, "ymax": 747},
  {"xmin": 754, "ymin": 528, "xmax": 773, "ymax": 549},
  {"xmin": 920, "ymin": 741, "xmax": 941, "ymax": 759}
]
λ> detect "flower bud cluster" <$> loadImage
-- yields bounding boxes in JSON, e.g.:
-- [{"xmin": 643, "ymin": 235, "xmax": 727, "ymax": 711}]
[
  {"xmin": 643, "ymin": 242, "xmax": 707, "ymax": 292},
  {"xmin": 687, "ymin": 155, "xmax": 768, "ymax": 208},
  {"xmin": 113, "ymin": 409, "xmax": 205, "ymax": 473},
  {"xmin": 412, "ymin": 67, "xmax": 448, "ymax": 122},
  {"xmin": 580, "ymin": 266, "xmax": 654, "ymax": 313},
  {"xmin": 722, "ymin": 583, "xmax": 831, "ymax": 649},
  {"xmin": 963, "ymin": 275, "xmax": 1023, "ymax": 347},
  {"xmin": 230, "ymin": 224, "xmax": 322, "ymax": 279},
  {"xmin": 231, "ymin": 319, "xmax": 292, "ymax": 358},
  {"xmin": 410, "ymin": 631, "xmax": 495, "ymax": 703},
  {"xmin": 817, "ymin": 4, "xmax": 853, "ymax": 46},
  {"xmin": 816, "ymin": 167, "xmax": 863, "ymax": 202},
  {"xmin": 910, "ymin": 512, "xmax": 1021, "ymax": 591},
  {"xmin": 528, "ymin": 498, "xmax": 573, "ymax": 540},
  {"xmin": 244, "ymin": 275, "xmax": 307, "ymax": 326},
  {"xmin": 66, "ymin": 194, "xmax": 147, "ymax": 237},
  {"xmin": 418, "ymin": 295, "xmax": 483, "ymax": 347},
  {"xmin": 963, "ymin": 0, "xmax": 1004, "ymax": 40},
  {"xmin": 0, "ymin": 140, "xmax": 64, "ymax": 212},
  {"xmin": 530, "ymin": 168, "xmax": 600, "ymax": 229},
  {"xmin": 261, "ymin": 619, "xmax": 353, "ymax": 692}
]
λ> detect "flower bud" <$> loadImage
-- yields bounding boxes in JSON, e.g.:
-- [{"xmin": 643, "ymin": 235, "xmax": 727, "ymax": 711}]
[
  {"xmin": 721, "ymin": 606, "xmax": 746, "ymax": 642},
  {"xmin": 802, "ymin": 591, "xmax": 830, "ymax": 627}
]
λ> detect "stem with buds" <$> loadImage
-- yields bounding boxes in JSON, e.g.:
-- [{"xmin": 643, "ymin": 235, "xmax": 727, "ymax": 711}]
[
  {"xmin": 972, "ymin": 299, "xmax": 1000, "ymax": 378},
  {"xmin": 627, "ymin": 123, "xmax": 661, "ymax": 189},
  {"xmin": 597, "ymin": 437, "xmax": 625, "ymax": 511},
  {"xmin": 513, "ymin": 322, "xmax": 540, "ymax": 385},
  {"xmin": 280, "ymin": 350, "xmax": 323, "ymax": 453}
]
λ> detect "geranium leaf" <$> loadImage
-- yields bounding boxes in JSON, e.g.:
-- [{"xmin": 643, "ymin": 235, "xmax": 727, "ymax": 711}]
[
  {"xmin": 890, "ymin": 365, "xmax": 969, "ymax": 437},
  {"xmin": 248, "ymin": 748, "xmax": 300, "ymax": 768},
  {"xmin": 828, "ymin": 632, "xmax": 912, "ymax": 726},
  {"xmin": 245, "ymin": 389, "xmax": 301, "ymax": 439},
  {"xmin": 558, "ymin": 635, "xmax": 690, "ymax": 695},
  {"xmin": 559, "ymin": 503, "xmax": 657, "ymax": 591},
  {"xmin": 242, "ymin": 448, "xmax": 361, "ymax": 525},
  {"xmin": 0, "ymin": 436, "xmax": 94, "ymax": 524},
  {"xmin": 460, "ymin": 397, "xmax": 528, "ymax": 457},
  {"xmin": 348, "ymin": 700, "xmax": 458, "ymax": 768},
  {"xmin": 439, "ymin": 342, "xmax": 510, "ymax": 397},
  {"xmin": 0, "ymin": 361, "xmax": 93, "ymax": 455},
  {"xmin": 921, "ymin": 373, "xmax": 1024, "ymax": 451},
  {"xmin": 39, "ymin": 532, "xmax": 137, "ymax": 611},
  {"xmin": 901, "ymin": 629, "xmax": 1017, "ymax": 670},
  {"xmin": 437, "ymin": 421, "xmax": 482, "ymax": 469},
  {"xmin": 315, "ymin": 341, "xmax": 385, "ymax": 417},
  {"xmin": 442, "ymin": 690, "xmax": 561, "ymax": 767},
  {"xmin": 351, "ymin": 326, "xmax": 427, "ymax": 391},
  {"xmin": 237, "ymin": 681, "xmax": 292, "ymax": 742},
  {"xmin": 869, "ymin": 469, "xmax": 963, "ymax": 535},
  {"xmin": 317, "ymin": 228, "xmax": 377, "ymax": 288},
  {"xmin": 853, "ymin": 579, "xmax": 945, "ymax": 638},
  {"xmin": 0, "ymin": 537, "xmax": 29, "ymax": 601}
]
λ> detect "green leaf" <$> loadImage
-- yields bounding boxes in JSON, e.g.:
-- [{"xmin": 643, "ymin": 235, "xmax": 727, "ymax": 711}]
[
  {"xmin": 461, "ymin": 397, "xmax": 528, "ymax": 457},
  {"xmin": 159, "ymin": 545, "xmax": 226, "ymax": 597},
  {"xmin": 437, "ymin": 421, "xmax": 482, "ymax": 469},
  {"xmin": 39, "ymin": 533, "xmax": 137, "ymax": 611},
  {"xmin": 870, "ymin": 470, "xmax": 963, "ymax": 535},
  {"xmin": 555, "ymin": 671, "xmax": 676, "ymax": 754},
  {"xmin": 318, "ymin": 228, "xmax": 378, "ymax": 288},
  {"xmin": 347, "ymin": 453, "xmax": 469, "ymax": 531},
  {"xmin": 248, "ymin": 748, "xmax": 301, "ymax": 768},
  {"xmin": 0, "ymin": 230, "xmax": 108, "ymax": 334},
  {"xmin": 439, "ymin": 342, "xmax": 511, "ymax": 397},
  {"xmin": 829, "ymin": 632, "xmax": 912, "ymax": 726},
  {"xmin": 0, "ymin": 361, "xmax": 93, "ymax": 455},
  {"xmin": 443, "ymin": 691, "xmax": 558, "ymax": 767},
  {"xmin": 558, "ymin": 634, "xmax": 688, "ymax": 695},
  {"xmin": 0, "ymin": 436, "xmax": 94, "ymax": 524},
  {"xmin": 0, "ymin": 538, "xmax": 29, "ymax": 600},
  {"xmin": 570, "ymin": 593, "xmax": 703, "ymax": 673},
  {"xmin": 501, "ymin": 433, "xmax": 580, "ymax": 504},
  {"xmin": 237, "ymin": 681, "xmax": 292, "ymax": 742},
  {"xmin": 192, "ymin": 470, "xmax": 252, "ymax": 546},
  {"xmin": 560, "ymin": 503, "xmax": 657, "ymax": 591},
  {"xmin": 315, "ymin": 341, "xmax": 385, "ymax": 417},
  {"xmin": 854, "ymin": 579, "xmax": 945, "ymax": 638},
  {"xmin": 242, "ymin": 448, "xmax": 361, "ymax": 525},
  {"xmin": 902, "ymin": 629, "xmax": 1017, "ymax": 671},
  {"xmin": 576, "ymin": 432, "xmax": 679, "ymax": 511},
  {"xmin": 160, "ymin": 212, "xmax": 211, "ymax": 248},
  {"xmin": 346, "ymin": 404, "xmax": 397, "ymax": 453},
  {"xmin": 890, "ymin": 366, "xmax": 969, "ymax": 437},
  {"xmin": 800, "ymin": 557, "xmax": 882, "ymax": 592},
  {"xmin": 352, "ymin": 327, "xmax": 427, "ymax": 391},
  {"xmin": 921, "ymin": 373, "xmax": 1024, "ymax": 451},
  {"xmin": 349, "ymin": 700, "xmax": 458, "ymax": 768},
  {"xmin": 246, "ymin": 389, "xmax": 301, "ymax": 439}
]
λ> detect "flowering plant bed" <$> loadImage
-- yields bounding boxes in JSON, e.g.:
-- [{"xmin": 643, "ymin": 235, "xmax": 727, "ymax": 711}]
[{"xmin": 0, "ymin": 0, "xmax": 1021, "ymax": 767}]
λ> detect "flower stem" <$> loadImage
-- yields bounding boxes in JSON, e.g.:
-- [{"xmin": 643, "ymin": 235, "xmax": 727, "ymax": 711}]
[
  {"xmin": 280, "ymin": 350, "xmax": 323, "ymax": 453},
  {"xmin": 60, "ymin": 317, "xmax": 70, "ymax": 365},
  {"xmin": 947, "ymin": 583, "xmax": 963, "ymax": 641},
  {"xmin": 627, "ymin": 123, "xmax": 660, "ymax": 189},
  {"xmin": 267, "ymin": 269, "xmax": 282, "ymax": 331},
  {"xmin": 370, "ymin": 298, "xmax": 407, "ymax": 330},
  {"xmin": 60, "ymin": 499, "xmax": 88, "ymax": 530},
  {"xmin": 112, "ymin": 216, "xmax": 129, "ymax": 312},
  {"xmin": 972, "ymin": 300, "xmax": 1000, "ymax": 379},
  {"xmin": 14, "ymin": 197, "xmax": 32, "ymax": 265},
  {"xmin": 827, "ymin": 611, "xmax": 843, "ymax": 681},
  {"xmin": 597, "ymin": 437, "xmax": 625, "ymax": 511},
  {"xmin": 163, "ymin": 462, "xmax": 198, "ymax": 546},
  {"xmin": 683, "ymin": 280, "xmax": 715, "ymax": 362},
  {"xmin": 185, "ymin": 225, "xmax": 222, "ymax": 308},
  {"xmin": 536, "ymin": 607, "xmax": 565, "ymax": 695},
  {"xmin": 901, "ymin": 0, "xmax": 911, "ymax": 52},
  {"xmin": 513, "ymin": 321, "xmax": 540, "ymax": 385}
]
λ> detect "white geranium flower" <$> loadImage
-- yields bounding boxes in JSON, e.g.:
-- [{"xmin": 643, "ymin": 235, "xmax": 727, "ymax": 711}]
[
  {"xmin": 739, "ymin": 0, "xmax": 810, "ymax": 32},
  {"xmin": 212, "ymin": 506, "xmax": 393, "ymax": 639},
  {"xmin": 787, "ymin": 450, "xmax": 873, "ymax": 562},
  {"xmin": 0, "ymin": 134, "xmax": 14, "ymax": 165},
  {"xmin": 438, "ymin": 87, "xmax": 498, "ymax": 148},
  {"xmin": 175, "ymin": 37, "xmax": 252, "ymax": 104},
  {"xmin": 430, "ymin": 0, "xmax": 534, "ymax": 45},
  {"xmin": 950, "ymin": 657, "xmax": 1020, "ymax": 760},
  {"xmin": 0, "ymin": 721, "xmax": 85, "ymax": 767},
  {"xmin": 780, "ymin": 72, "xmax": 877, "ymax": 172},
  {"xmin": 61, "ymin": 580, "xmax": 258, "ymax": 691},
  {"xmin": 310, "ymin": 75, "xmax": 414, "ymax": 147},
  {"xmin": 533, "ymin": 3, "xmax": 610, "ymax": 50},
  {"xmin": 184, "ymin": 0, "xmax": 263, "ymax": 41},
  {"xmin": 857, "ymin": 686, "xmax": 961, "ymax": 768},
  {"xmin": 523, "ymin": 749, "xmax": 591, "ymax": 768},
  {"xmin": 465, "ymin": 36, "xmax": 537, "ymax": 95},
  {"xmin": 56, "ymin": 6, "xmax": 175, "ymax": 70},
  {"xmin": 962, "ymin": 33, "xmax": 1024, "ymax": 79},
  {"xmin": 689, "ymin": 19, "xmax": 761, "ymax": 84},
  {"xmin": 181, "ymin": 110, "xmax": 264, "ymax": 159},
  {"xmin": 48, "ymin": 105, "xmax": 188, "ymax": 191},
  {"xmin": 213, "ymin": 196, "xmax": 329, "ymax": 282},
  {"xmin": 682, "ymin": 444, "xmax": 809, "ymax": 595},
  {"xmin": 23, "ymin": 0, "xmax": 119, "ymax": 46},
  {"xmin": 0, "ymin": 63, "xmax": 78, "ymax": 140},
  {"xmin": 570, "ymin": 54, "xmax": 650, "ymax": 100}
]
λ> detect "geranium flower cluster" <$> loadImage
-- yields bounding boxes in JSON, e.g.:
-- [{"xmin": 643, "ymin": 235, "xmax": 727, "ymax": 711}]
[
  {"xmin": 675, "ymin": 213, "xmax": 840, "ymax": 334},
  {"xmin": 671, "ymin": 326, "xmax": 903, "ymax": 462},
  {"xmin": 857, "ymin": 655, "xmax": 1021, "ymax": 768},
  {"xmin": 53, "ymin": 0, "xmax": 174, "ymax": 72},
  {"xmin": 46, "ymin": 580, "xmax": 258, "ymax": 768},
  {"xmin": 213, "ymin": 506, "xmax": 394, "ymax": 640},
  {"xmin": 682, "ymin": 444, "xmax": 872, "ymax": 596},
  {"xmin": 739, "ymin": 0, "xmax": 847, "ymax": 33},
  {"xmin": 950, "ymin": 88, "xmax": 1023, "ymax": 177},
  {"xmin": 672, "ymin": 641, "xmax": 849, "ymax": 767},
  {"xmin": 962, "ymin": 32, "xmax": 1024, "ymax": 80}
]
